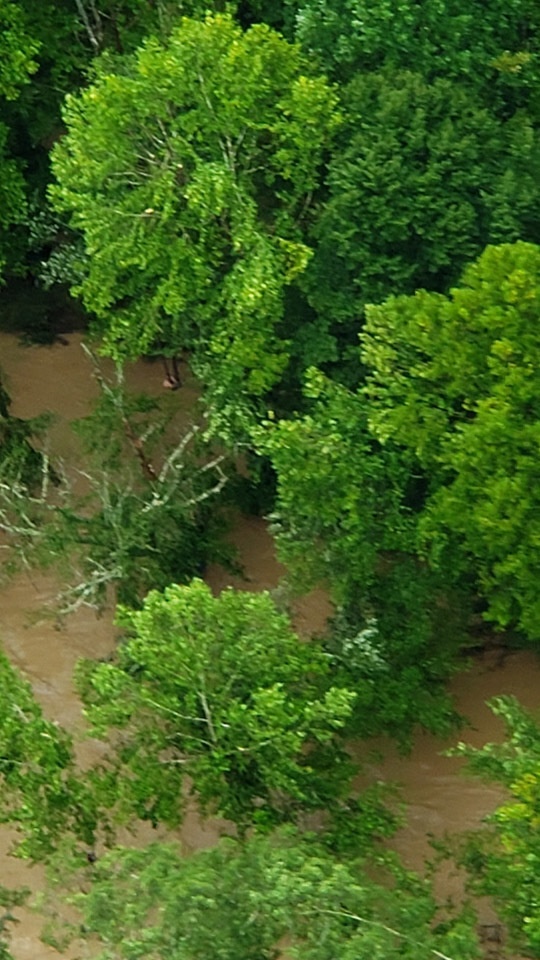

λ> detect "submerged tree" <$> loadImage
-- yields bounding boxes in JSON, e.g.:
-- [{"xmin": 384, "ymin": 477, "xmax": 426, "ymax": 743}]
[
  {"xmin": 361, "ymin": 241, "xmax": 540, "ymax": 640},
  {"xmin": 257, "ymin": 371, "xmax": 465, "ymax": 742},
  {"xmin": 0, "ymin": 649, "xmax": 97, "ymax": 860},
  {"xmin": 0, "ymin": 357, "xmax": 232, "ymax": 611},
  {"xmin": 0, "ymin": 373, "xmax": 49, "ymax": 493},
  {"xmin": 77, "ymin": 579, "xmax": 356, "ymax": 830},
  {"xmin": 40, "ymin": 830, "xmax": 480, "ymax": 960},
  {"xmin": 454, "ymin": 695, "xmax": 540, "ymax": 958},
  {"xmin": 50, "ymin": 14, "xmax": 339, "ymax": 436}
]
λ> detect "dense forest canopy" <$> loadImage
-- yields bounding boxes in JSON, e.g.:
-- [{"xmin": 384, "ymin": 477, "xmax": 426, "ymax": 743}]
[{"xmin": 1, "ymin": 1, "xmax": 540, "ymax": 958}]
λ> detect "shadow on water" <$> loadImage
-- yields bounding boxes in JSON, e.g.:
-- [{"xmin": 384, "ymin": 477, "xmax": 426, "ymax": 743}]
[{"xmin": 0, "ymin": 278, "xmax": 86, "ymax": 345}]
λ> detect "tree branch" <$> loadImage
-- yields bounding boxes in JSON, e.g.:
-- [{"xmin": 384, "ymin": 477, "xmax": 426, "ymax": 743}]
[{"xmin": 316, "ymin": 907, "xmax": 461, "ymax": 960}]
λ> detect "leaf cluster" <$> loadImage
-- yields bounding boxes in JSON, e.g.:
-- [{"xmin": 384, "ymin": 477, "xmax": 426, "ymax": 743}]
[
  {"xmin": 77, "ymin": 579, "xmax": 356, "ymax": 830},
  {"xmin": 257, "ymin": 371, "xmax": 466, "ymax": 741},
  {"xmin": 453, "ymin": 696, "xmax": 540, "ymax": 956},
  {"xmin": 362, "ymin": 241, "xmax": 540, "ymax": 639},
  {"xmin": 46, "ymin": 830, "xmax": 480, "ymax": 960}
]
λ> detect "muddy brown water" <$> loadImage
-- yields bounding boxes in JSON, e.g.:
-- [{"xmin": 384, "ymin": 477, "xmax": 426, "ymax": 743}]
[{"xmin": 0, "ymin": 333, "xmax": 539, "ymax": 958}]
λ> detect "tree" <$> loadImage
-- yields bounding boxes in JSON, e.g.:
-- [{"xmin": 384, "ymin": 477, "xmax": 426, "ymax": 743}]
[
  {"xmin": 0, "ymin": 1, "xmax": 217, "ymax": 297},
  {"xmin": 361, "ymin": 241, "xmax": 540, "ymax": 640},
  {"xmin": 304, "ymin": 71, "xmax": 540, "ymax": 352},
  {"xmin": 41, "ymin": 830, "xmax": 480, "ymax": 960},
  {"xmin": 0, "ymin": 649, "xmax": 97, "ymax": 861},
  {"xmin": 0, "ymin": 359, "xmax": 232, "ymax": 611},
  {"xmin": 76, "ymin": 579, "xmax": 356, "ymax": 830},
  {"xmin": 286, "ymin": 0, "xmax": 540, "ymax": 94},
  {"xmin": 50, "ymin": 15, "xmax": 339, "ymax": 436},
  {"xmin": 0, "ymin": 0, "xmax": 39, "ymax": 100},
  {"xmin": 0, "ymin": 886, "xmax": 27, "ymax": 960},
  {"xmin": 0, "ymin": 373, "xmax": 48, "ymax": 490},
  {"xmin": 0, "ymin": 123, "xmax": 27, "ymax": 278},
  {"xmin": 256, "ymin": 371, "xmax": 465, "ymax": 742},
  {"xmin": 453, "ymin": 696, "xmax": 540, "ymax": 958}
]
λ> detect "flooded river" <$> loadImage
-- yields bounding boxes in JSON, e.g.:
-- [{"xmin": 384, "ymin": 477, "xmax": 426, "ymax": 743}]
[{"xmin": 0, "ymin": 332, "xmax": 539, "ymax": 958}]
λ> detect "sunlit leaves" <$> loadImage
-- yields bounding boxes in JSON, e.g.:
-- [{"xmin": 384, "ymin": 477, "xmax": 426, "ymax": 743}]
[
  {"xmin": 77, "ymin": 580, "xmax": 356, "ymax": 829},
  {"xmin": 0, "ymin": 0, "xmax": 39, "ymax": 99},
  {"xmin": 362, "ymin": 242, "xmax": 540, "ymax": 639},
  {"xmin": 51, "ymin": 15, "xmax": 338, "ymax": 432},
  {"xmin": 52, "ymin": 831, "xmax": 479, "ymax": 960},
  {"xmin": 454, "ymin": 696, "xmax": 540, "ymax": 956}
]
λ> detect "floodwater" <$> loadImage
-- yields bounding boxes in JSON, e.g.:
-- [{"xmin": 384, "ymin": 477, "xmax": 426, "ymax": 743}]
[{"xmin": 1, "ymin": 332, "xmax": 539, "ymax": 958}]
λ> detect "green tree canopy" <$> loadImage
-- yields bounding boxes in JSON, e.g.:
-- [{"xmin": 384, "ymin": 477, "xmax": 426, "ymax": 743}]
[
  {"xmin": 305, "ymin": 72, "xmax": 540, "ymax": 348},
  {"xmin": 287, "ymin": 0, "xmax": 540, "ymax": 93},
  {"xmin": 256, "ymin": 372, "xmax": 464, "ymax": 741},
  {"xmin": 362, "ymin": 241, "xmax": 540, "ymax": 640},
  {"xmin": 0, "ymin": 0, "xmax": 39, "ymax": 100},
  {"xmin": 0, "ymin": 649, "xmax": 97, "ymax": 860},
  {"xmin": 49, "ymin": 831, "xmax": 479, "ymax": 960},
  {"xmin": 77, "ymin": 579, "xmax": 356, "ymax": 830},
  {"xmin": 50, "ymin": 15, "xmax": 338, "ymax": 435},
  {"xmin": 454, "ymin": 695, "xmax": 540, "ymax": 958}
]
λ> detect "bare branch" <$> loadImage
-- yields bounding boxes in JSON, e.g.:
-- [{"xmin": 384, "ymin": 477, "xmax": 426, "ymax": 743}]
[
  {"xmin": 73, "ymin": 0, "xmax": 101, "ymax": 52},
  {"xmin": 198, "ymin": 681, "xmax": 218, "ymax": 746}
]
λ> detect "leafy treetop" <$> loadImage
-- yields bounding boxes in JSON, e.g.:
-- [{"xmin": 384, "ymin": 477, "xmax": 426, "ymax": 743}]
[
  {"xmin": 362, "ymin": 241, "xmax": 540, "ymax": 639},
  {"xmin": 49, "ymin": 829, "xmax": 480, "ymax": 960},
  {"xmin": 51, "ymin": 15, "xmax": 339, "ymax": 435},
  {"xmin": 77, "ymin": 579, "xmax": 356, "ymax": 830}
]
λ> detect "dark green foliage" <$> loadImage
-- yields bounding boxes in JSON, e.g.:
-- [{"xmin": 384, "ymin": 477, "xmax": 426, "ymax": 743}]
[
  {"xmin": 257, "ymin": 371, "xmax": 415, "ymax": 602},
  {"xmin": 0, "ymin": 375, "xmax": 48, "ymax": 490},
  {"xmin": 287, "ymin": 0, "xmax": 540, "ymax": 93},
  {"xmin": 257, "ymin": 371, "xmax": 466, "ymax": 742},
  {"xmin": 306, "ymin": 72, "xmax": 540, "ymax": 346},
  {"xmin": 0, "ymin": 124, "xmax": 27, "ymax": 278},
  {"xmin": 327, "ymin": 562, "xmax": 465, "ymax": 743}
]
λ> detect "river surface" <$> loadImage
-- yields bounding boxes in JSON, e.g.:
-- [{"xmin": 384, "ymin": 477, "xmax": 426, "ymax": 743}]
[{"xmin": 0, "ymin": 332, "xmax": 539, "ymax": 958}]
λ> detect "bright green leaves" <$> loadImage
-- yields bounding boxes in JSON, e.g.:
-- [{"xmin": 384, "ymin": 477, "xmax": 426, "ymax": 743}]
[
  {"xmin": 362, "ymin": 242, "xmax": 540, "ymax": 639},
  {"xmin": 77, "ymin": 580, "xmax": 355, "ymax": 830},
  {"xmin": 55, "ymin": 831, "xmax": 479, "ymax": 960},
  {"xmin": 0, "ymin": 0, "xmax": 39, "ymax": 99},
  {"xmin": 50, "ymin": 16, "xmax": 338, "ymax": 432},
  {"xmin": 0, "ymin": 650, "xmax": 96, "ymax": 860},
  {"xmin": 454, "ymin": 696, "xmax": 540, "ymax": 957}
]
